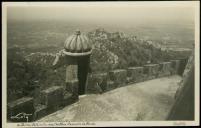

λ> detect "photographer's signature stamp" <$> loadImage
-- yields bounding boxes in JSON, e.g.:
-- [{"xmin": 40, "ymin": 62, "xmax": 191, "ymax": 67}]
[{"xmin": 11, "ymin": 112, "xmax": 32, "ymax": 122}]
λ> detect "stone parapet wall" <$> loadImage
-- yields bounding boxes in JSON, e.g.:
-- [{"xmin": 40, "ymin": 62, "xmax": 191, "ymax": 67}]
[
  {"xmin": 109, "ymin": 69, "xmax": 127, "ymax": 87},
  {"xmin": 170, "ymin": 60, "xmax": 180, "ymax": 75},
  {"xmin": 143, "ymin": 64, "xmax": 160, "ymax": 80},
  {"xmin": 86, "ymin": 59, "xmax": 187, "ymax": 93},
  {"xmin": 40, "ymin": 86, "xmax": 64, "ymax": 111},
  {"xmin": 7, "ymin": 59, "xmax": 188, "ymax": 122},
  {"xmin": 158, "ymin": 62, "xmax": 172, "ymax": 77},
  {"xmin": 86, "ymin": 73, "xmax": 108, "ymax": 94},
  {"xmin": 127, "ymin": 67, "xmax": 144, "ymax": 84},
  {"xmin": 178, "ymin": 58, "xmax": 189, "ymax": 76}
]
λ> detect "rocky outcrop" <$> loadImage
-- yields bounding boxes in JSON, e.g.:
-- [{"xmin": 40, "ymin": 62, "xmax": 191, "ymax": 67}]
[{"xmin": 167, "ymin": 51, "xmax": 194, "ymax": 120}]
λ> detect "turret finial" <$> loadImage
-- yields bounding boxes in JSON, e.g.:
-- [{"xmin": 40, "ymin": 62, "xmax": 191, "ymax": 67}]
[{"xmin": 75, "ymin": 29, "xmax": 81, "ymax": 35}]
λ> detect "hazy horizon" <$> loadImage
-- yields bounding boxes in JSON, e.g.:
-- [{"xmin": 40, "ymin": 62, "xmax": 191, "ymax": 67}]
[
  {"xmin": 6, "ymin": 2, "xmax": 195, "ymax": 50},
  {"xmin": 7, "ymin": 3, "xmax": 195, "ymax": 26}
]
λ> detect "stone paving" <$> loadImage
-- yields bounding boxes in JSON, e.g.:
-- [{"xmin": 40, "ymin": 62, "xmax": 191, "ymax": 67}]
[{"xmin": 38, "ymin": 75, "xmax": 181, "ymax": 122}]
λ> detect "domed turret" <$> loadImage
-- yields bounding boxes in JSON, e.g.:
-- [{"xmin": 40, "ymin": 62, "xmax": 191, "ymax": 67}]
[{"xmin": 63, "ymin": 30, "xmax": 92, "ymax": 56}]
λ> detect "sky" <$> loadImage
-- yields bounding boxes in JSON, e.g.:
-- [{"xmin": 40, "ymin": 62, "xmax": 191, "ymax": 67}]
[{"xmin": 6, "ymin": 2, "xmax": 196, "ymax": 25}]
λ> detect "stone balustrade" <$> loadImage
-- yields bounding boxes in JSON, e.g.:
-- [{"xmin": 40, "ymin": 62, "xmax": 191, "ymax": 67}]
[{"xmin": 7, "ymin": 59, "xmax": 188, "ymax": 122}]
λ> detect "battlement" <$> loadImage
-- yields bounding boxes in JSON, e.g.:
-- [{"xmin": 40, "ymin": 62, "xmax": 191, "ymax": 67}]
[{"xmin": 7, "ymin": 58, "xmax": 188, "ymax": 122}]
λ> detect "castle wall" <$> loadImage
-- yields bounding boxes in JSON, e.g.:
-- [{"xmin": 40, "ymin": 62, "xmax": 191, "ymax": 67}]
[
  {"xmin": 7, "ymin": 59, "xmax": 189, "ymax": 121},
  {"xmin": 143, "ymin": 64, "xmax": 160, "ymax": 80},
  {"xmin": 127, "ymin": 67, "xmax": 144, "ymax": 84},
  {"xmin": 167, "ymin": 53, "xmax": 194, "ymax": 120}
]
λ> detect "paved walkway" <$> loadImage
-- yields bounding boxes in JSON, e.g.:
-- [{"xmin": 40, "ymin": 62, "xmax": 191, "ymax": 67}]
[{"xmin": 38, "ymin": 75, "xmax": 181, "ymax": 122}]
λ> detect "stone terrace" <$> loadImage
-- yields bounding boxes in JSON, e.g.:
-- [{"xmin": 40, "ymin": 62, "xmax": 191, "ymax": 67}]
[{"xmin": 38, "ymin": 75, "xmax": 182, "ymax": 121}]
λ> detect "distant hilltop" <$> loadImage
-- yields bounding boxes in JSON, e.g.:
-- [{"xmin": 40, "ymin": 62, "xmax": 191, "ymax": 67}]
[
  {"xmin": 7, "ymin": 28, "xmax": 192, "ymax": 103},
  {"xmin": 8, "ymin": 28, "xmax": 191, "ymax": 74}
]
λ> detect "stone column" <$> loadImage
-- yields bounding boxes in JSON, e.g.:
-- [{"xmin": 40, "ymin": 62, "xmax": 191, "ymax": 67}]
[{"xmin": 65, "ymin": 64, "xmax": 79, "ymax": 99}]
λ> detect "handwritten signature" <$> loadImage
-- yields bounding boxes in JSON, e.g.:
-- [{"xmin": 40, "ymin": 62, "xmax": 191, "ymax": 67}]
[{"xmin": 11, "ymin": 112, "xmax": 32, "ymax": 122}]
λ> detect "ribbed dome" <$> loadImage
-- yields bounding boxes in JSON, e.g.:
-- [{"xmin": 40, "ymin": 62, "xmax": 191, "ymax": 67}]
[{"xmin": 63, "ymin": 30, "xmax": 92, "ymax": 56}]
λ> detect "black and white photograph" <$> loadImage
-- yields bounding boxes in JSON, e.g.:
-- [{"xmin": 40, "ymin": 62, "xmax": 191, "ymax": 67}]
[{"xmin": 2, "ymin": 1, "xmax": 200, "ymax": 127}]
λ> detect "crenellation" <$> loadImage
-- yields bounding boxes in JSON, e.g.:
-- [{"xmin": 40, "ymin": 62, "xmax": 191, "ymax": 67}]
[
  {"xmin": 66, "ymin": 80, "xmax": 79, "ymax": 98},
  {"xmin": 109, "ymin": 69, "xmax": 127, "ymax": 87},
  {"xmin": 7, "ymin": 60, "xmax": 186, "ymax": 121},
  {"xmin": 170, "ymin": 60, "xmax": 180, "ymax": 75},
  {"xmin": 158, "ymin": 62, "xmax": 172, "ymax": 77},
  {"xmin": 107, "ymin": 80, "xmax": 116, "ymax": 91},
  {"xmin": 34, "ymin": 104, "xmax": 47, "ymax": 120},
  {"xmin": 86, "ymin": 73, "xmax": 108, "ymax": 93},
  {"xmin": 40, "ymin": 86, "xmax": 64, "ymax": 110},
  {"xmin": 178, "ymin": 58, "xmax": 189, "ymax": 76},
  {"xmin": 143, "ymin": 64, "xmax": 160, "ymax": 80},
  {"xmin": 127, "ymin": 66, "xmax": 144, "ymax": 83},
  {"xmin": 62, "ymin": 91, "xmax": 76, "ymax": 106}
]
